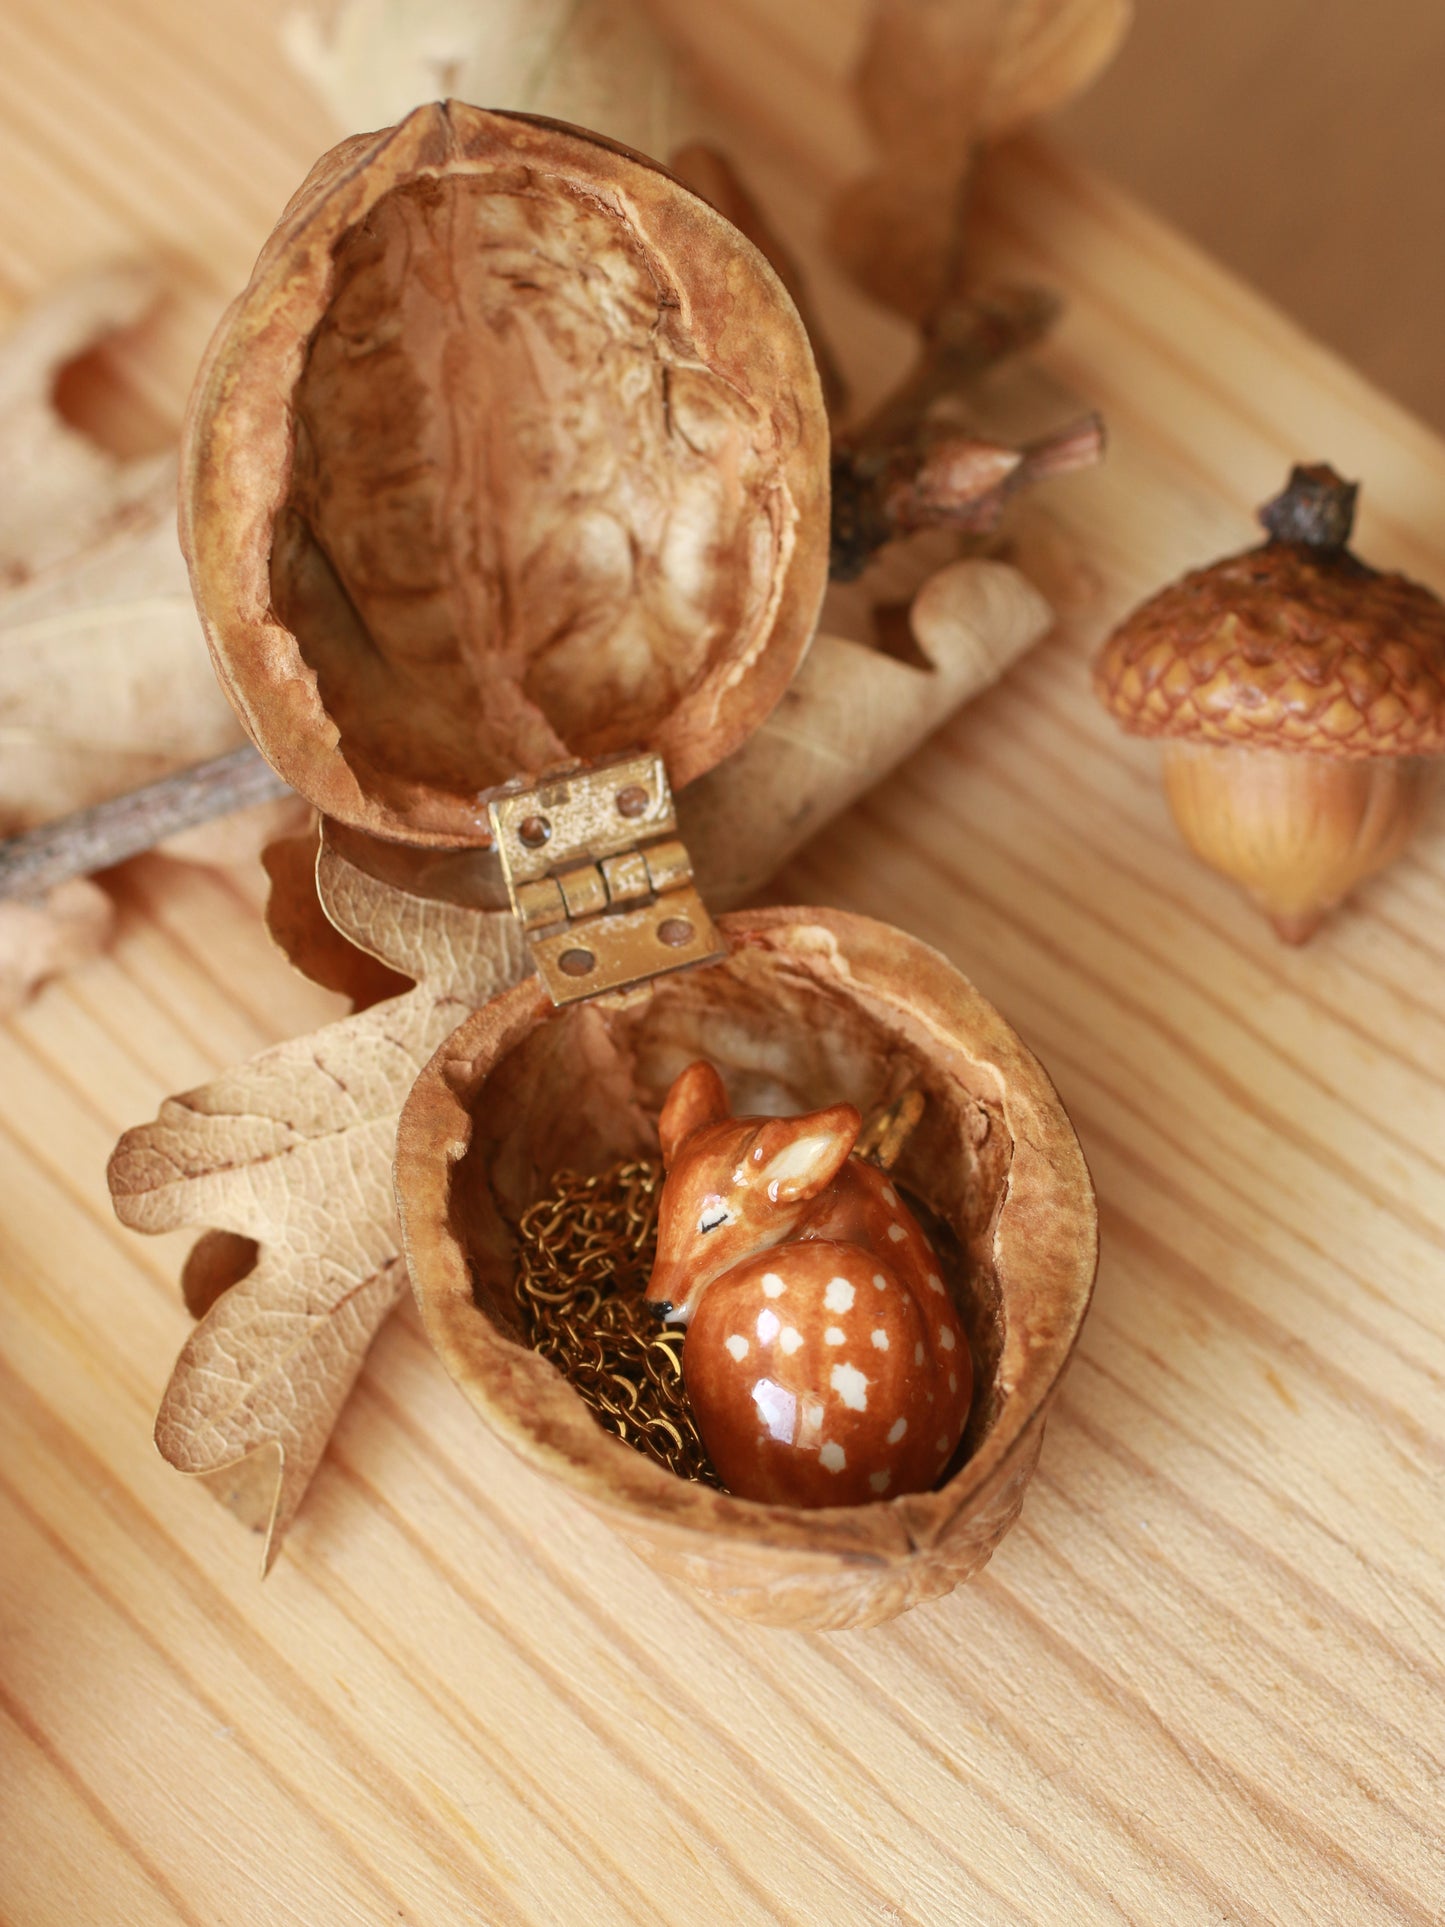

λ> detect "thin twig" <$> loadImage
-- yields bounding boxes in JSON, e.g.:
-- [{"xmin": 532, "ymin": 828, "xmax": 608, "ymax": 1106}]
[
  {"xmin": 828, "ymin": 289, "xmax": 1104, "ymax": 581},
  {"xmin": 0, "ymin": 744, "xmax": 290, "ymax": 901}
]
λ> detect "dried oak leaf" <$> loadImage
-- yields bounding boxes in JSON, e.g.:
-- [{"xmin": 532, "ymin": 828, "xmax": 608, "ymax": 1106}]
[
  {"xmin": 262, "ymin": 822, "xmax": 414, "ymax": 1011},
  {"xmin": 0, "ymin": 493, "xmax": 241, "ymax": 830},
  {"xmin": 241, "ymin": 806, "xmax": 525, "ymax": 1013},
  {"xmin": 831, "ymin": 0, "xmax": 1131, "ymax": 320},
  {"xmin": 306, "ymin": 820, "xmax": 527, "ymax": 1002},
  {"xmin": 0, "ymin": 268, "xmax": 241, "ymax": 831},
  {"xmin": 680, "ymin": 561, "xmax": 1053, "ymax": 906},
  {"xmin": 281, "ymin": 0, "xmax": 677, "ymax": 158},
  {"xmin": 0, "ymin": 263, "xmax": 173, "ymax": 587},
  {"xmin": 109, "ymin": 988, "xmax": 467, "ymax": 1567},
  {"xmin": 0, "ymin": 876, "xmax": 115, "ymax": 1012},
  {"xmin": 0, "ymin": 268, "xmax": 246, "ymax": 998}
]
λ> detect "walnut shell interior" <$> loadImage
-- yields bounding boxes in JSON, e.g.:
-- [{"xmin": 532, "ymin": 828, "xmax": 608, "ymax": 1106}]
[
  {"xmin": 397, "ymin": 908, "xmax": 1097, "ymax": 1630},
  {"xmin": 182, "ymin": 105, "xmax": 829, "ymax": 845}
]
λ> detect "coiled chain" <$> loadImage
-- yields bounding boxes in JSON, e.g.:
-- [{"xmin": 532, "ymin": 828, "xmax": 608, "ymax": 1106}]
[{"xmin": 514, "ymin": 1157, "xmax": 723, "ymax": 1487}]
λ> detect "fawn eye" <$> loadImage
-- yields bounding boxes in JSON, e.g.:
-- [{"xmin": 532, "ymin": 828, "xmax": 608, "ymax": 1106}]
[{"xmin": 697, "ymin": 1197, "xmax": 732, "ymax": 1234}]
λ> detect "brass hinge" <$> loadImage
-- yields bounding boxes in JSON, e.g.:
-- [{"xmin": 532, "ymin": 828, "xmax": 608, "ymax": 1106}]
[{"xmin": 489, "ymin": 751, "xmax": 725, "ymax": 1005}]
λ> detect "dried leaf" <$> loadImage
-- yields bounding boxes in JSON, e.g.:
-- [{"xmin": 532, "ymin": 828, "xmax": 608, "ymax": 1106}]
[
  {"xmin": 0, "ymin": 511, "xmax": 241, "ymax": 832},
  {"xmin": 0, "ymin": 877, "xmax": 114, "ymax": 1012},
  {"xmin": 680, "ymin": 559, "xmax": 1052, "ymax": 906},
  {"xmin": 180, "ymin": 1229, "xmax": 260, "ymax": 1320},
  {"xmin": 282, "ymin": 0, "xmax": 678, "ymax": 157},
  {"xmin": 0, "ymin": 270, "xmax": 244, "ymax": 836},
  {"xmin": 830, "ymin": 0, "xmax": 1130, "ymax": 318},
  {"xmin": 0, "ymin": 270, "xmax": 255, "ymax": 1001},
  {"xmin": 0, "ymin": 495, "xmax": 245, "ymax": 1000},
  {"xmin": 0, "ymin": 264, "xmax": 172, "ymax": 587},
  {"xmin": 982, "ymin": 0, "xmax": 1133, "ymax": 136},
  {"xmin": 314, "ymin": 822, "xmax": 529, "ymax": 1004},
  {"xmin": 262, "ymin": 824, "xmax": 414, "ymax": 1010},
  {"xmin": 109, "ymin": 988, "xmax": 467, "ymax": 1567}
]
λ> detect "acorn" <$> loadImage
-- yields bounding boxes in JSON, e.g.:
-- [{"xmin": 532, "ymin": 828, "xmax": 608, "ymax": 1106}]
[{"xmin": 1094, "ymin": 465, "xmax": 1445, "ymax": 941}]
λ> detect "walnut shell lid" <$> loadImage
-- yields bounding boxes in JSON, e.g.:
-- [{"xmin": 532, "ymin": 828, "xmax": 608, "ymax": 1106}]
[
  {"xmin": 181, "ymin": 103, "xmax": 830, "ymax": 847},
  {"xmin": 395, "ymin": 908, "xmax": 1098, "ymax": 1630},
  {"xmin": 1094, "ymin": 465, "xmax": 1445, "ymax": 757}
]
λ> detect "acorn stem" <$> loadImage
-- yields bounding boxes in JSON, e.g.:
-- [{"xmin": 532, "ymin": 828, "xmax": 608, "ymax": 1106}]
[{"xmin": 1257, "ymin": 463, "xmax": 1358, "ymax": 553}]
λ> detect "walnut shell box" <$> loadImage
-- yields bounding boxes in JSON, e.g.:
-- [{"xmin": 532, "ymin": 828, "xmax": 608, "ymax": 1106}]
[{"xmin": 180, "ymin": 101, "xmax": 1097, "ymax": 1630}]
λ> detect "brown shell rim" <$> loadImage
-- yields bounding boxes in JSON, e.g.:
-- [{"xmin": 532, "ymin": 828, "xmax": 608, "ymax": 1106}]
[
  {"xmin": 180, "ymin": 101, "xmax": 831, "ymax": 847},
  {"xmin": 395, "ymin": 905, "xmax": 1099, "ymax": 1572}
]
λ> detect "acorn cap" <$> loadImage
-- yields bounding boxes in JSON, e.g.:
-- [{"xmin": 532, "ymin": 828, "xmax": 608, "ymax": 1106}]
[
  {"xmin": 181, "ymin": 103, "xmax": 830, "ymax": 847},
  {"xmin": 1094, "ymin": 465, "xmax": 1445, "ymax": 758}
]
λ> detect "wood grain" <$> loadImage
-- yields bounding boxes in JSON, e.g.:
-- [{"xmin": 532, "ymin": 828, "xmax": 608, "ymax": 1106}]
[{"xmin": 2, "ymin": 4, "xmax": 1443, "ymax": 1922}]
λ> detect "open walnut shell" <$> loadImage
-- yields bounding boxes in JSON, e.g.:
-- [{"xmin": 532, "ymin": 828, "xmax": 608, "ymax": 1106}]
[
  {"xmin": 396, "ymin": 907, "xmax": 1097, "ymax": 1630},
  {"xmin": 181, "ymin": 103, "xmax": 829, "ymax": 847}
]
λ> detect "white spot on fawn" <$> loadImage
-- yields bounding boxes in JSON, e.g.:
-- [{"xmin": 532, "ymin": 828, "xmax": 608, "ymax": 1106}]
[
  {"xmin": 881, "ymin": 1185, "xmax": 898, "ymax": 1208},
  {"xmin": 820, "ymin": 1441, "xmax": 846, "ymax": 1473},
  {"xmin": 949, "ymin": 1372, "xmax": 958, "ymax": 1393},
  {"xmin": 927, "ymin": 1271, "xmax": 944, "ymax": 1294},
  {"xmin": 830, "ymin": 1362, "xmax": 868, "ymax": 1411},
  {"xmin": 824, "ymin": 1276, "xmax": 855, "ymax": 1313},
  {"xmin": 761, "ymin": 1272, "xmax": 785, "ymax": 1297},
  {"xmin": 779, "ymin": 1327, "xmax": 803, "ymax": 1355},
  {"xmin": 869, "ymin": 1470, "xmax": 891, "ymax": 1494},
  {"xmin": 757, "ymin": 1308, "xmax": 780, "ymax": 1343},
  {"xmin": 802, "ymin": 1399, "xmax": 825, "ymax": 1445},
  {"xmin": 825, "ymin": 1326, "xmax": 846, "ymax": 1346},
  {"xmin": 725, "ymin": 1334, "xmax": 749, "ymax": 1362},
  {"xmin": 887, "ymin": 1224, "xmax": 906, "ymax": 1243},
  {"xmin": 887, "ymin": 1417, "xmax": 908, "ymax": 1444},
  {"xmin": 752, "ymin": 1378, "xmax": 796, "ymax": 1443},
  {"xmin": 872, "ymin": 1272, "xmax": 887, "ymax": 1291},
  {"xmin": 914, "ymin": 1342, "xmax": 925, "ymax": 1366},
  {"xmin": 871, "ymin": 1329, "xmax": 889, "ymax": 1350},
  {"xmin": 939, "ymin": 1326, "xmax": 956, "ymax": 1350}
]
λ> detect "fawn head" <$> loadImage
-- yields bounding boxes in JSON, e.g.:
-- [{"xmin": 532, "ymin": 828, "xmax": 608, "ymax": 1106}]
[{"xmin": 645, "ymin": 1061, "xmax": 861, "ymax": 1323}]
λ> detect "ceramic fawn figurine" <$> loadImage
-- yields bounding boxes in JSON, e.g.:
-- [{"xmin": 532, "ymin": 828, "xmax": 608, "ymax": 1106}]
[{"xmin": 647, "ymin": 1061, "xmax": 972, "ymax": 1507}]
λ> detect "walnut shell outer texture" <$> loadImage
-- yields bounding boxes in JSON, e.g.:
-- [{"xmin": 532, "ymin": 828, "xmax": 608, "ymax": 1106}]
[
  {"xmin": 181, "ymin": 103, "xmax": 830, "ymax": 847},
  {"xmin": 395, "ymin": 907, "xmax": 1098, "ymax": 1631},
  {"xmin": 1094, "ymin": 541, "xmax": 1445, "ymax": 757}
]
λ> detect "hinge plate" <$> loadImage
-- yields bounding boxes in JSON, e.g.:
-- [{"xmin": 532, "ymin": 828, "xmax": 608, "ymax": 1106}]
[{"xmin": 488, "ymin": 752, "xmax": 725, "ymax": 1005}]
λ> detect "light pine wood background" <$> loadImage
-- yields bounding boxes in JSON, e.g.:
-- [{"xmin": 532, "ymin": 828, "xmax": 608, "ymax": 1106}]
[
  {"xmin": 1058, "ymin": 0, "xmax": 1445, "ymax": 436},
  {"xmin": 2, "ymin": 4, "xmax": 1444, "ymax": 1924}
]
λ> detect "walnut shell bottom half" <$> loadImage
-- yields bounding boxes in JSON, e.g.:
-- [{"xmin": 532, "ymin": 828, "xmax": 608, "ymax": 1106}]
[{"xmin": 396, "ymin": 907, "xmax": 1097, "ymax": 1630}]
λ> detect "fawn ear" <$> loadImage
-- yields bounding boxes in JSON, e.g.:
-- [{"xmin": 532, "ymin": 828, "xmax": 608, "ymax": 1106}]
[
  {"xmin": 756, "ymin": 1103, "xmax": 861, "ymax": 1204},
  {"xmin": 659, "ymin": 1061, "xmax": 730, "ymax": 1167}
]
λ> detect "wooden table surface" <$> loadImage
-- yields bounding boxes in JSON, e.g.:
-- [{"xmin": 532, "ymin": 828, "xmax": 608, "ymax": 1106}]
[{"xmin": 3, "ymin": 5, "xmax": 1444, "ymax": 1924}]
